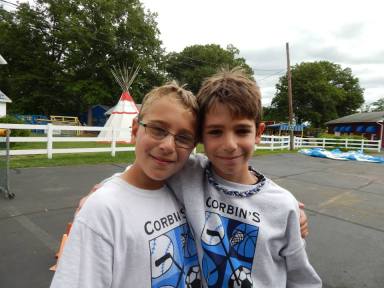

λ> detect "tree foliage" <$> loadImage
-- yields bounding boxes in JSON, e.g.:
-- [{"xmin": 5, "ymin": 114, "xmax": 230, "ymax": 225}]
[
  {"xmin": 0, "ymin": 0, "xmax": 165, "ymax": 116},
  {"xmin": 269, "ymin": 61, "xmax": 364, "ymax": 127},
  {"xmin": 371, "ymin": 98, "xmax": 384, "ymax": 112},
  {"xmin": 165, "ymin": 44, "xmax": 253, "ymax": 94}
]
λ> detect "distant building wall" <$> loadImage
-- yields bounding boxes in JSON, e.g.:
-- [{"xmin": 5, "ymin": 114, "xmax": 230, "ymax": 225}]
[
  {"xmin": 0, "ymin": 103, "xmax": 6, "ymax": 117},
  {"xmin": 329, "ymin": 122, "xmax": 384, "ymax": 147}
]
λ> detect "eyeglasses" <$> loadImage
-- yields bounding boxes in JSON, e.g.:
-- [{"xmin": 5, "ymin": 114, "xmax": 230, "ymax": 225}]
[{"xmin": 139, "ymin": 121, "xmax": 195, "ymax": 149}]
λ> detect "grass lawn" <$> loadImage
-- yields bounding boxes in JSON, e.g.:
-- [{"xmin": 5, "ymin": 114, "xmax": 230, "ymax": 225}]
[
  {"xmin": 10, "ymin": 152, "xmax": 137, "ymax": 168},
  {"xmin": 11, "ymin": 141, "xmax": 133, "ymax": 149}
]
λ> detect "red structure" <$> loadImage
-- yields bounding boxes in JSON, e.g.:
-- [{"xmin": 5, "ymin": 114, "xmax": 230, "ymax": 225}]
[{"xmin": 325, "ymin": 111, "xmax": 384, "ymax": 148}]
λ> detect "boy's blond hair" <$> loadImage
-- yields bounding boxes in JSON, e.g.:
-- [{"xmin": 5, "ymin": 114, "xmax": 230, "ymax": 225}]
[
  {"xmin": 196, "ymin": 67, "xmax": 262, "ymax": 133},
  {"xmin": 139, "ymin": 81, "xmax": 199, "ymax": 122}
]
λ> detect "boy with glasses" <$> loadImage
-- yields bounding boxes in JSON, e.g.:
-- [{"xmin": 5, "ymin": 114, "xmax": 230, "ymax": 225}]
[{"xmin": 50, "ymin": 82, "xmax": 202, "ymax": 288}]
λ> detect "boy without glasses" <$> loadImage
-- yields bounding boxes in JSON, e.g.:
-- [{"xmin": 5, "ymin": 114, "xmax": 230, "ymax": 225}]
[
  {"xmin": 167, "ymin": 68, "xmax": 322, "ymax": 287},
  {"xmin": 50, "ymin": 83, "xmax": 202, "ymax": 288}
]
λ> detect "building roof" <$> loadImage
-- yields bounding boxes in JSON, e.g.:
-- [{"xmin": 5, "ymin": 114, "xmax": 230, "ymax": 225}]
[
  {"xmin": 90, "ymin": 104, "xmax": 110, "ymax": 111},
  {"xmin": 325, "ymin": 111, "xmax": 384, "ymax": 124},
  {"xmin": 0, "ymin": 90, "xmax": 12, "ymax": 103},
  {"xmin": 266, "ymin": 122, "xmax": 307, "ymax": 132}
]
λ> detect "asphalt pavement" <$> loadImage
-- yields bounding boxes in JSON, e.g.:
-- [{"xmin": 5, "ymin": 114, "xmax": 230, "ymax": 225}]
[{"xmin": 1, "ymin": 153, "xmax": 383, "ymax": 288}]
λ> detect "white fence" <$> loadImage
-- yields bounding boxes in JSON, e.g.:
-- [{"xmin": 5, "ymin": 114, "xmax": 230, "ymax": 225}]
[
  {"xmin": 0, "ymin": 123, "xmax": 135, "ymax": 159},
  {"xmin": 294, "ymin": 137, "xmax": 381, "ymax": 152},
  {"xmin": 258, "ymin": 135, "xmax": 290, "ymax": 150},
  {"xmin": 0, "ymin": 123, "xmax": 381, "ymax": 159}
]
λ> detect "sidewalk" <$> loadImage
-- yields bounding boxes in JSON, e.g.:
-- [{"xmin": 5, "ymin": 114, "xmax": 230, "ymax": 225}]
[{"xmin": 1, "ymin": 154, "xmax": 383, "ymax": 288}]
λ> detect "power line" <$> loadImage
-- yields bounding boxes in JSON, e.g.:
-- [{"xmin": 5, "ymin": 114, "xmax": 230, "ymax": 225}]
[
  {"xmin": 256, "ymin": 70, "xmax": 285, "ymax": 82},
  {"xmin": 250, "ymin": 67, "xmax": 285, "ymax": 72},
  {"xmin": 0, "ymin": 0, "xmax": 18, "ymax": 7}
]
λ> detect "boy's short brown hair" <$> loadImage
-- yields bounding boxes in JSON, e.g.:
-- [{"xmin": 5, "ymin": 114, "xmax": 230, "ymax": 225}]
[
  {"xmin": 139, "ymin": 81, "xmax": 199, "ymax": 123},
  {"xmin": 196, "ymin": 67, "xmax": 262, "ymax": 133}
]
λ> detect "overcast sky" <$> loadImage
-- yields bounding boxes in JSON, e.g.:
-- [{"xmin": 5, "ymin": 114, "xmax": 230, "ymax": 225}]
[
  {"xmin": 141, "ymin": 0, "xmax": 384, "ymax": 106},
  {"xmin": 8, "ymin": 0, "xmax": 383, "ymax": 107}
]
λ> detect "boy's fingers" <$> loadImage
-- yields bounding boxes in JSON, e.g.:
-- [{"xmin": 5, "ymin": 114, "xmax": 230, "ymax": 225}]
[
  {"xmin": 91, "ymin": 183, "xmax": 102, "ymax": 193},
  {"xmin": 298, "ymin": 201, "xmax": 309, "ymax": 238},
  {"xmin": 299, "ymin": 207, "xmax": 309, "ymax": 239},
  {"xmin": 299, "ymin": 202, "xmax": 309, "ymax": 238},
  {"xmin": 300, "ymin": 220, "xmax": 309, "ymax": 238}
]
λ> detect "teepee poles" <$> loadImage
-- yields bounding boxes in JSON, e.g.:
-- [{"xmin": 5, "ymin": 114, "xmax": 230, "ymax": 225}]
[{"xmin": 111, "ymin": 63, "xmax": 140, "ymax": 93}]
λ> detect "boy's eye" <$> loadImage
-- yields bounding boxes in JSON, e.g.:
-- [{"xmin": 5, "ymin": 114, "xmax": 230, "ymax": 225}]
[
  {"xmin": 206, "ymin": 129, "xmax": 222, "ymax": 136},
  {"xmin": 148, "ymin": 126, "xmax": 168, "ymax": 137},
  {"xmin": 175, "ymin": 134, "xmax": 195, "ymax": 145},
  {"xmin": 236, "ymin": 128, "xmax": 252, "ymax": 135}
]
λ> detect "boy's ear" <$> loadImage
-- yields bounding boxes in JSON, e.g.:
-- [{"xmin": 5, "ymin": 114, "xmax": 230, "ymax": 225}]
[
  {"xmin": 255, "ymin": 122, "xmax": 265, "ymax": 144},
  {"xmin": 131, "ymin": 118, "xmax": 139, "ymax": 144}
]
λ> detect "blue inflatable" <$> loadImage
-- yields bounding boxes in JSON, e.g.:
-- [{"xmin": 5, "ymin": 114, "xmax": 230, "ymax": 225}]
[{"xmin": 299, "ymin": 148, "xmax": 384, "ymax": 163}]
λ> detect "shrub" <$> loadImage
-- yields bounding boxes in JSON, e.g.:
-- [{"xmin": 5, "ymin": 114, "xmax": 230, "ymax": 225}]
[
  {"xmin": 0, "ymin": 115, "xmax": 31, "ymax": 137},
  {"xmin": 317, "ymin": 133, "xmax": 363, "ymax": 140}
]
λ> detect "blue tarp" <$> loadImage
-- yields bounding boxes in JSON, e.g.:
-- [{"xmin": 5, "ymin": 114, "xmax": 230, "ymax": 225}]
[{"xmin": 299, "ymin": 148, "xmax": 384, "ymax": 163}]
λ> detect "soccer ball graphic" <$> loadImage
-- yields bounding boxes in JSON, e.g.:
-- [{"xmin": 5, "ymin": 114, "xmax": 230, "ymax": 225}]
[
  {"xmin": 228, "ymin": 266, "xmax": 252, "ymax": 288},
  {"xmin": 185, "ymin": 265, "xmax": 201, "ymax": 288}
]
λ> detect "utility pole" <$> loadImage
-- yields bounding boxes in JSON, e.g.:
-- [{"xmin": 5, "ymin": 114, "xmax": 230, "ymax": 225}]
[{"xmin": 286, "ymin": 42, "xmax": 294, "ymax": 150}]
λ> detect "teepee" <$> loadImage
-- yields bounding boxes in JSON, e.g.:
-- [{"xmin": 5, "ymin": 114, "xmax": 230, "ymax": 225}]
[{"xmin": 98, "ymin": 64, "xmax": 140, "ymax": 143}]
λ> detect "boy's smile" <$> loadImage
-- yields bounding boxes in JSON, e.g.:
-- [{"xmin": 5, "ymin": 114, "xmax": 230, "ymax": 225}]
[
  {"xmin": 202, "ymin": 103, "xmax": 264, "ymax": 184},
  {"xmin": 125, "ymin": 96, "xmax": 196, "ymax": 189},
  {"xmin": 149, "ymin": 154, "xmax": 176, "ymax": 165}
]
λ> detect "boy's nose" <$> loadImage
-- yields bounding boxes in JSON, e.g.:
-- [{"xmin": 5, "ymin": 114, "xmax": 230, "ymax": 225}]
[
  {"xmin": 158, "ymin": 134, "xmax": 176, "ymax": 151},
  {"xmin": 223, "ymin": 134, "xmax": 237, "ymax": 151}
]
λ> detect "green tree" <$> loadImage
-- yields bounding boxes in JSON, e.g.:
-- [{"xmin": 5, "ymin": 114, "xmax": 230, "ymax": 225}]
[
  {"xmin": 0, "ymin": 0, "xmax": 165, "ymax": 116},
  {"xmin": 0, "ymin": 4, "xmax": 61, "ymax": 115},
  {"xmin": 165, "ymin": 44, "xmax": 253, "ymax": 94},
  {"xmin": 270, "ymin": 61, "xmax": 364, "ymax": 127},
  {"xmin": 371, "ymin": 98, "xmax": 384, "ymax": 112}
]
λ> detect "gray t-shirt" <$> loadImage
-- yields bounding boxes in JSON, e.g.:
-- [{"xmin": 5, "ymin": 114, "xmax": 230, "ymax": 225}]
[
  {"xmin": 50, "ymin": 177, "xmax": 200, "ymax": 288},
  {"xmin": 168, "ymin": 154, "xmax": 322, "ymax": 287}
]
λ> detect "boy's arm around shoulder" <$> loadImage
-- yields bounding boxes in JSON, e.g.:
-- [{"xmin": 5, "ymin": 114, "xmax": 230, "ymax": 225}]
[
  {"xmin": 51, "ymin": 188, "xmax": 114, "ymax": 288},
  {"xmin": 167, "ymin": 153, "xmax": 208, "ymax": 204},
  {"xmin": 282, "ymin": 197, "xmax": 322, "ymax": 287}
]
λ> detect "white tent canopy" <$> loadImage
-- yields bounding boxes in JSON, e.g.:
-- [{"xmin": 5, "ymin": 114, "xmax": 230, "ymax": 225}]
[
  {"xmin": 97, "ymin": 91, "xmax": 139, "ymax": 142},
  {"xmin": 97, "ymin": 64, "xmax": 140, "ymax": 143}
]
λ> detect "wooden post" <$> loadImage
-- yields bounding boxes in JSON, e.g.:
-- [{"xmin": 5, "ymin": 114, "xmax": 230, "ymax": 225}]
[{"xmin": 286, "ymin": 43, "xmax": 294, "ymax": 150}]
